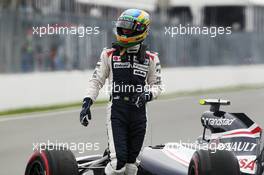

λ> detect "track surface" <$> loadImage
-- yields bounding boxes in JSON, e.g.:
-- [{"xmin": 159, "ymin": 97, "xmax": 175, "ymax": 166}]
[{"xmin": 0, "ymin": 89, "xmax": 264, "ymax": 175}]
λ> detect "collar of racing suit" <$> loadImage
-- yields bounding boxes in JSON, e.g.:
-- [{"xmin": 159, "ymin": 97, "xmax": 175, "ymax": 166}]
[
  {"xmin": 126, "ymin": 44, "xmax": 147, "ymax": 64},
  {"xmin": 112, "ymin": 43, "xmax": 147, "ymax": 63},
  {"xmin": 126, "ymin": 44, "xmax": 141, "ymax": 53}
]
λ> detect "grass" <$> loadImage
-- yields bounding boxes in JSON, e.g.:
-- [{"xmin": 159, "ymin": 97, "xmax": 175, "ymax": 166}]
[
  {"xmin": 0, "ymin": 100, "xmax": 107, "ymax": 116},
  {"xmin": 0, "ymin": 83, "xmax": 264, "ymax": 116}
]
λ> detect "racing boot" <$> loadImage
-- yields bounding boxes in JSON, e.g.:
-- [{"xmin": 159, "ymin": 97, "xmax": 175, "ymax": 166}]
[
  {"xmin": 105, "ymin": 162, "xmax": 126, "ymax": 175},
  {"xmin": 125, "ymin": 163, "xmax": 138, "ymax": 175}
]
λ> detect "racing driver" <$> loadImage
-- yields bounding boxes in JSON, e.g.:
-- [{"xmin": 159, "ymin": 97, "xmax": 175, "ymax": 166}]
[{"xmin": 80, "ymin": 9, "xmax": 162, "ymax": 175}]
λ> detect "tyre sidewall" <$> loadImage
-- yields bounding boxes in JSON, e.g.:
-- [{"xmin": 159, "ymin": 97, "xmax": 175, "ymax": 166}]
[{"xmin": 25, "ymin": 151, "xmax": 51, "ymax": 175}]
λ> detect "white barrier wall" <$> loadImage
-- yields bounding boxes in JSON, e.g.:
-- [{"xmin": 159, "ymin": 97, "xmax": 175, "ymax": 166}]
[{"xmin": 0, "ymin": 65, "xmax": 263, "ymax": 110}]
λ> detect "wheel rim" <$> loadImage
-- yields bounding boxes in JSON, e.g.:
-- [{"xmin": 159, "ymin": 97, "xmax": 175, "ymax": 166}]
[{"xmin": 28, "ymin": 160, "xmax": 46, "ymax": 175}]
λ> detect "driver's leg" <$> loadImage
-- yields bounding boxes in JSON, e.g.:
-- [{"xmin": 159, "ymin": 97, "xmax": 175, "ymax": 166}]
[
  {"xmin": 126, "ymin": 105, "xmax": 147, "ymax": 175},
  {"xmin": 105, "ymin": 102, "xmax": 128, "ymax": 174}
]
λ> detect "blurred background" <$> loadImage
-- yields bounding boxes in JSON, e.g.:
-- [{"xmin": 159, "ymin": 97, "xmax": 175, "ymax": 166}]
[{"xmin": 1, "ymin": 0, "xmax": 264, "ymax": 73}]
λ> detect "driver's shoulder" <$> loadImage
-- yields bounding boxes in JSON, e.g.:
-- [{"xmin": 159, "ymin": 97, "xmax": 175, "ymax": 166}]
[
  {"xmin": 146, "ymin": 50, "xmax": 159, "ymax": 63},
  {"xmin": 102, "ymin": 47, "xmax": 116, "ymax": 58}
]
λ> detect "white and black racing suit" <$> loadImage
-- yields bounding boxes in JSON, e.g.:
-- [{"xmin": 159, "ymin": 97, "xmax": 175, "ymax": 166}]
[{"xmin": 85, "ymin": 44, "xmax": 162, "ymax": 174}]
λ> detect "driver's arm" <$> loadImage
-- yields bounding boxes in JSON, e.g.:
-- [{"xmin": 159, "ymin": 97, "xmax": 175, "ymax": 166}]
[
  {"xmin": 147, "ymin": 53, "xmax": 163, "ymax": 99},
  {"xmin": 85, "ymin": 49, "xmax": 110, "ymax": 101}
]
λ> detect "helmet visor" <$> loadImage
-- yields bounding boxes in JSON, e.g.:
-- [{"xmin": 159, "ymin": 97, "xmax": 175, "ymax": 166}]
[
  {"xmin": 116, "ymin": 20, "xmax": 134, "ymax": 30},
  {"xmin": 116, "ymin": 20, "xmax": 146, "ymax": 32}
]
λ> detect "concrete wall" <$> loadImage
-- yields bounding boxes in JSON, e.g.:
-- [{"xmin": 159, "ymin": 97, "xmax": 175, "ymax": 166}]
[{"xmin": 0, "ymin": 65, "xmax": 263, "ymax": 110}]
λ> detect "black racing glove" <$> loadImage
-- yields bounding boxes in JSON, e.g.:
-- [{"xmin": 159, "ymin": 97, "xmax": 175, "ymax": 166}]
[
  {"xmin": 134, "ymin": 91, "xmax": 153, "ymax": 108},
  {"xmin": 80, "ymin": 97, "xmax": 93, "ymax": 127}
]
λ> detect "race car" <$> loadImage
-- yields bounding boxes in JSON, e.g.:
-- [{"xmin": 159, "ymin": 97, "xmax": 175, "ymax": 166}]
[{"xmin": 25, "ymin": 99, "xmax": 264, "ymax": 175}]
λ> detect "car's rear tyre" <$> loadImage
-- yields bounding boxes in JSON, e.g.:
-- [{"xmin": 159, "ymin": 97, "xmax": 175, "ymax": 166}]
[
  {"xmin": 188, "ymin": 150, "xmax": 240, "ymax": 175},
  {"xmin": 25, "ymin": 147, "xmax": 78, "ymax": 175}
]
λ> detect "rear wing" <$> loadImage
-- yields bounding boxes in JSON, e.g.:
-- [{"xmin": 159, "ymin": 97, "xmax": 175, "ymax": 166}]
[{"xmin": 199, "ymin": 99, "xmax": 230, "ymax": 112}]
